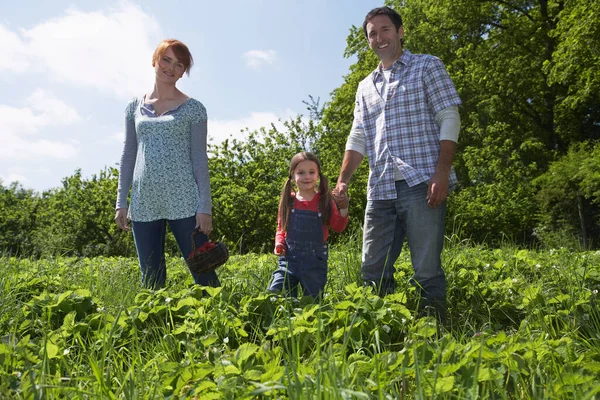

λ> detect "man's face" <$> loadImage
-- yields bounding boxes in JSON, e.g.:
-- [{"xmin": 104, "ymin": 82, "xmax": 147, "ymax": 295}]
[{"xmin": 366, "ymin": 14, "xmax": 404, "ymax": 67}]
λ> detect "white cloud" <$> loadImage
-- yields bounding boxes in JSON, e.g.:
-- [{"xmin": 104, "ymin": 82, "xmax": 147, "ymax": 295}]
[
  {"xmin": 0, "ymin": 90, "xmax": 81, "ymax": 161},
  {"xmin": 242, "ymin": 49, "xmax": 278, "ymax": 69},
  {"xmin": 2, "ymin": 173, "xmax": 29, "ymax": 185},
  {"xmin": 208, "ymin": 109, "xmax": 298, "ymax": 145},
  {"xmin": 26, "ymin": 89, "xmax": 82, "ymax": 125},
  {"xmin": 0, "ymin": 25, "xmax": 31, "ymax": 71},
  {"xmin": 0, "ymin": 2, "xmax": 161, "ymax": 98}
]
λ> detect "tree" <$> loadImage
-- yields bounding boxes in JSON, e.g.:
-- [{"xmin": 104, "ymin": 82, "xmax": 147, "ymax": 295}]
[
  {"xmin": 545, "ymin": 0, "xmax": 600, "ymax": 143},
  {"xmin": 0, "ymin": 181, "xmax": 39, "ymax": 256},
  {"xmin": 534, "ymin": 141, "xmax": 600, "ymax": 249},
  {"xmin": 33, "ymin": 168, "xmax": 134, "ymax": 257}
]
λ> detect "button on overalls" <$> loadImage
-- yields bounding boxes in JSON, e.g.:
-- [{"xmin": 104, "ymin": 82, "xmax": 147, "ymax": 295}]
[{"xmin": 268, "ymin": 207, "xmax": 329, "ymax": 299}]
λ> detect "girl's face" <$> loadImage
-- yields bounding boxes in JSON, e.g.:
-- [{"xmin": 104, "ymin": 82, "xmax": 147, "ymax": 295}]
[{"xmin": 292, "ymin": 160, "xmax": 319, "ymax": 193}]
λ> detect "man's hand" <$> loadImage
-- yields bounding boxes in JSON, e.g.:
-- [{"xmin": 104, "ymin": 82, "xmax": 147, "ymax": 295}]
[
  {"xmin": 195, "ymin": 213, "xmax": 212, "ymax": 235},
  {"xmin": 428, "ymin": 140, "xmax": 456, "ymax": 208},
  {"xmin": 427, "ymin": 171, "xmax": 449, "ymax": 208},
  {"xmin": 115, "ymin": 208, "xmax": 130, "ymax": 231}
]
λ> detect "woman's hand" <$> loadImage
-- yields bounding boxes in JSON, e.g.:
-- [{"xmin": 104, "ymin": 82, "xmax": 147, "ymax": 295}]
[
  {"xmin": 195, "ymin": 213, "xmax": 212, "ymax": 235},
  {"xmin": 115, "ymin": 208, "xmax": 130, "ymax": 231}
]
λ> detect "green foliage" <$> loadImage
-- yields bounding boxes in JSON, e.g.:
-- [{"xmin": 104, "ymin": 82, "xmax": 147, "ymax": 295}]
[
  {"xmin": 533, "ymin": 141, "xmax": 600, "ymax": 249},
  {"xmin": 0, "ymin": 244, "xmax": 599, "ymax": 398},
  {"xmin": 545, "ymin": 0, "xmax": 600, "ymax": 142},
  {"xmin": 448, "ymin": 122, "xmax": 540, "ymax": 244},
  {"xmin": 0, "ymin": 181, "xmax": 38, "ymax": 256},
  {"xmin": 33, "ymin": 168, "xmax": 134, "ymax": 257}
]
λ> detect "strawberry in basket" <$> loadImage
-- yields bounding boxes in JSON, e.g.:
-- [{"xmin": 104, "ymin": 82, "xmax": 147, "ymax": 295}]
[
  {"xmin": 186, "ymin": 234, "xmax": 229, "ymax": 274},
  {"xmin": 189, "ymin": 241, "xmax": 216, "ymax": 258}
]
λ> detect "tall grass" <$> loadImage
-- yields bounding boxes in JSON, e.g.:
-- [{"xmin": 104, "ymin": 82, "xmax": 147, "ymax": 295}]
[{"xmin": 0, "ymin": 243, "xmax": 599, "ymax": 398}]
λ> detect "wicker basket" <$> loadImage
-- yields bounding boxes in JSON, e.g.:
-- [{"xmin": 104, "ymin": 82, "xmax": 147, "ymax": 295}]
[{"xmin": 186, "ymin": 232, "xmax": 229, "ymax": 274}]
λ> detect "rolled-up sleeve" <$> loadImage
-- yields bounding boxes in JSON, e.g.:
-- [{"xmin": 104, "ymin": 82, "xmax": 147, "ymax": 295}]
[{"xmin": 435, "ymin": 106, "xmax": 461, "ymax": 143}]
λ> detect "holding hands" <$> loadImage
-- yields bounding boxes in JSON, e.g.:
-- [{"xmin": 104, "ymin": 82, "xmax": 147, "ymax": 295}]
[
  {"xmin": 332, "ymin": 183, "xmax": 349, "ymax": 210},
  {"xmin": 333, "ymin": 183, "xmax": 349, "ymax": 218}
]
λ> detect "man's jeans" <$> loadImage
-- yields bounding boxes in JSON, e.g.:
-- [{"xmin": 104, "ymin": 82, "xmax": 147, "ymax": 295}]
[
  {"xmin": 132, "ymin": 216, "xmax": 220, "ymax": 289},
  {"xmin": 362, "ymin": 181, "xmax": 447, "ymax": 306}
]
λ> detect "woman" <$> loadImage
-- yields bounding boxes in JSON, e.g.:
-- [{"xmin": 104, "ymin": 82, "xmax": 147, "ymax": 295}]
[{"xmin": 115, "ymin": 38, "xmax": 219, "ymax": 289}]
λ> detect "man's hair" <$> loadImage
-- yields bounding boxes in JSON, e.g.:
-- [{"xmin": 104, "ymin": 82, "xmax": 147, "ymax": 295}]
[{"xmin": 362, "ymin": 6, "xmax": 403, "ymax": 38}]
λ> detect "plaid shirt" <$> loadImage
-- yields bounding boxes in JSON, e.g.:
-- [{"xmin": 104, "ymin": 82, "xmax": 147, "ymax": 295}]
[{"xmin": 351, "ymin": 50, "xmax": 461, "ymax": 200}]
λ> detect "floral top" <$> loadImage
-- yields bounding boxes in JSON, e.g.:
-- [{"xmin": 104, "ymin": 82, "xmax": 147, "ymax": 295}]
[{"xmin": 116, "ymin": 96, "xmax": 212, "ymax": 222}]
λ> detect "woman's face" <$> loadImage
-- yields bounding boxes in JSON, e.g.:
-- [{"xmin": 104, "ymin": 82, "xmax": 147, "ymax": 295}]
[{"xmin": 154, "ymin": 46, "xmax": 185, "ymax": 84}]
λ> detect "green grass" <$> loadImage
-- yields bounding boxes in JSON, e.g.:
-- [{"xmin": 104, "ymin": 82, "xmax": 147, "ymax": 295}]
[{"xmin": 1, "ymin": 243, "xmax": 599, "ymax": 399}]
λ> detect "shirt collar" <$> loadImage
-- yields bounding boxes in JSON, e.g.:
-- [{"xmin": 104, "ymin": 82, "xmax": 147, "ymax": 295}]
[{"xmin": 372, "ymin": 49, "xmax": 413, "ymax": 80}]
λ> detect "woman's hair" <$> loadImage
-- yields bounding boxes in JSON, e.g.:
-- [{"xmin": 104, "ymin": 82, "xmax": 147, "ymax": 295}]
[
  {"xmin": 279, "ymin": 152, "xmax": 332, "ymax": 232},
  {"xmin": 151, "ymin": 39, "xmax": 194, "ymax": 75}
]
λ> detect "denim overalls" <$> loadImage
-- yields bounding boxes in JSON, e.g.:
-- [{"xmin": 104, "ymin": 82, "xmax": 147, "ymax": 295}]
[{"xmin": 268, "ymin": 207, "xmax": 329, "ymax": 299}]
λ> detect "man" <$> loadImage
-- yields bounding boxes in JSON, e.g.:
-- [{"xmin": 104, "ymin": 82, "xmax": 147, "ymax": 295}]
[{"xmin": 333, "ymin": 6, "xmax": 461, "ymax": 320}]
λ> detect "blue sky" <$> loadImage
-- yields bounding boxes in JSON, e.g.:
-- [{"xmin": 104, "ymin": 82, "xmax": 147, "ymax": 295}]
[{"xmin": 0, "ymin": 0, "xmax": 382, "ymax": 192}]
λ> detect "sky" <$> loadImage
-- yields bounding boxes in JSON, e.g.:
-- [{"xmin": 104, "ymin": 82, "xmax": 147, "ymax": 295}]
[{"xmin": 0, "ymin": 0, "xmax": 382, "ymax": 193}]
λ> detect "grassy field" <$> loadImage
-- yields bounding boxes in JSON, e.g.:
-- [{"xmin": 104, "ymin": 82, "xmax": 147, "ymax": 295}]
[{"xmin": 1, "ymin": 241, "xmax": 599, "ymax": 399}]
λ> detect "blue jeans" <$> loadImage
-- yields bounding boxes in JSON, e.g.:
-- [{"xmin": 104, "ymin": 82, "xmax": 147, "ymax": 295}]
[
  {"xmin": 132, "ymin": 216, "xmax": 220, "ymax": 289},
  {"xmin": 268, "ymin": 208, "xmax": 328, "ymax": 299},
  {"xmin": 362, "ymin": 181, "xmax": 446, "ymax": 304}
]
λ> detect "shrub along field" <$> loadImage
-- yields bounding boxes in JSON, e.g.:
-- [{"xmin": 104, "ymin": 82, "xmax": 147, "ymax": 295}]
[{"xmin": 1, "ymin": 242, "xmax": 599, "ymax": 399}]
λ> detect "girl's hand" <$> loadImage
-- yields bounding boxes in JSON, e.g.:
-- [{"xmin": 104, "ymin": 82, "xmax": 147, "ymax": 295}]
[
  {"xmin": 115, "ymin": 208, "xmax": 130, "ymax": 231},
  {"xmin": 195, "ymin": 213, "xmax": 212, "ymax": 235},
  {"xmin": 274, "ymin": 244, "xmax": 286, "ymax": 256}
]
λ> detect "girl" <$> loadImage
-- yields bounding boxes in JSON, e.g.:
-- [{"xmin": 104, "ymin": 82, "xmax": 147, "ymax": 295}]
[
  {"xmin": 115, "ymin": 38, "xmax": 219, "ymax": 290},
  {"xmin": 268, "ymin": 152, "xmax": 349, "ymax": 300}
]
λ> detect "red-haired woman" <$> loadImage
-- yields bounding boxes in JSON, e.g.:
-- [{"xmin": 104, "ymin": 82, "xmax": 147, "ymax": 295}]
[{"xmin": 115, "ymin": 39, "xmax": 219, "ymax": 289}]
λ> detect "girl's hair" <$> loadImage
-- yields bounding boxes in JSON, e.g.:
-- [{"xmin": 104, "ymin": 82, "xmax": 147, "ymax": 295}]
[
  {"xmin": 279, "ymin": 152, "xmax": 333, "ymax": 232},
  {"xmin": 152, "ymin": 39, "xmax": 194, "ymax": 76}
]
